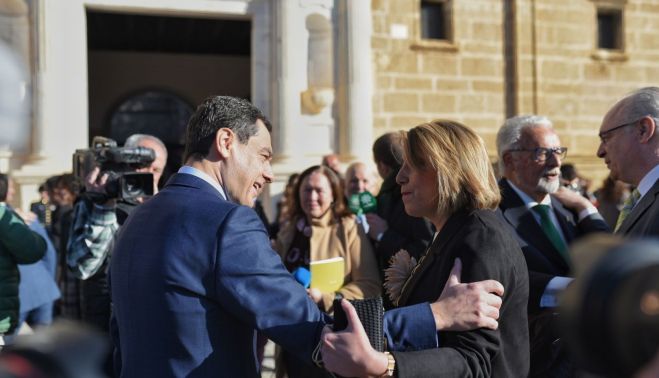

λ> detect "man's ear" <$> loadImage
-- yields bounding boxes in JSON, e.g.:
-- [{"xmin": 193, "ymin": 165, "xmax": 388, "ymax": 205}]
[
  {"xmin": 502, "ymin": 151, "xmax": 514, "ymax": 170},
  {"xmin": 638, "ymin": 116, "xmax": 656, "ymax": 144},
  {"xmin": 215, "ymin": 128, "xmax": 235, "ymax": 158}
]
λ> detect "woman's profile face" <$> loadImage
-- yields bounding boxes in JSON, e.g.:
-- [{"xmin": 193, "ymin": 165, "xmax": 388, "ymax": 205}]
[
  {"xmin": 396, "ymin": 160, "xmax": 438, "ymax": 220},
  {"xmin": 300, "ymin": 171, "xmax": 334, "ymax": 219}
]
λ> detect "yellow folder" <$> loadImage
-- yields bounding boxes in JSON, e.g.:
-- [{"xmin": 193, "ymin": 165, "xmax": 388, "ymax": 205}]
[{"xmin": 310, "ymin": 256, "xmax": 345, "ymax": 293}]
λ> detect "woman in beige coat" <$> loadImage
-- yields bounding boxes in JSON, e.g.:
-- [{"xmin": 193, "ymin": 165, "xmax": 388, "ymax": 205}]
[
  {"xmin": 275, "ymin": 164, "xmax": 381, "ymax": 312},
  {"xmin": 274, "ymin": 164, "xmax": 381, "ymax": 378}
]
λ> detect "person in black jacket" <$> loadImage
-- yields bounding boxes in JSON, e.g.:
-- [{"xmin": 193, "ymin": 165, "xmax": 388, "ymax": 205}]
[
  {"xmin": 496, "ymin": 115, "xmax": 609, "ymax": 377},
  {"xmin": 321, "ymin": 120, "xmax": 529, "ymax": 377}
]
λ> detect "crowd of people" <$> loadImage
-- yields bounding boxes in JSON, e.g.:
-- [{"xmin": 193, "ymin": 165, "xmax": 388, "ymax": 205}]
[{"xmin": 0, "ymin": 86, "xmax": 658, "ymax": 377}]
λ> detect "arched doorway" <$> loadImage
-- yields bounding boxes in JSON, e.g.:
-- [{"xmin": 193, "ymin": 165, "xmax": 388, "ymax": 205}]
[{"xmin": 86, "ymin": 10, "xmax": 253, "ymax": 187}]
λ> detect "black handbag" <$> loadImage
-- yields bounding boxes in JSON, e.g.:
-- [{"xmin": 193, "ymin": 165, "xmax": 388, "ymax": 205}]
[{"xmin": 332, "ymin": 296, "xmax": 385, "ymax": 352}]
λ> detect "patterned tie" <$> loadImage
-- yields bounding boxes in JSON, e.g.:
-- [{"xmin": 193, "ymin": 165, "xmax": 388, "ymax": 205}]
[
  {"xmin": 532, "ymin": 204, "xmax": 570, "ymax": 264},
  {"xmin": 614, "ymin": 188, "xmax": 641, "ymax": 232}
]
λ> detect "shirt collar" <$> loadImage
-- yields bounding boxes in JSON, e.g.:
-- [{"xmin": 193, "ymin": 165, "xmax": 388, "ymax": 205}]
[
  {"xmin": 506, "ymin": 178, "xmax": 551, "ymax": 210},
  {"xmin": 637, "ymin": 164, "xmax": 659, "ymax": 197},
  {"xmin": 178, "ymin": 166, "xmax": 227, "ymax": 200}
]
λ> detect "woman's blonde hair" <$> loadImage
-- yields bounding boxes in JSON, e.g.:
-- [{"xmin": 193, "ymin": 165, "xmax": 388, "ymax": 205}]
[{"xmin": 402, "ymin": 120, "xmax": 500, "ymax": 217}]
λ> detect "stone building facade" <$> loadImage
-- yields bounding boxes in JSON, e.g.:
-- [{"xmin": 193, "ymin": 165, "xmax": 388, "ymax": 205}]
[
  {"xmin": 0, "ymin": 0, "xmax": 657, "ymax": 211},
  {"xmin": 373, "ymin": 0, "xmax": 659, "ymax": 183}
]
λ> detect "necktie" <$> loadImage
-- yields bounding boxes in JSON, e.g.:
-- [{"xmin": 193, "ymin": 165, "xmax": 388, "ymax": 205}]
[
  {"xmin": 614, "ymin": 188, "xmax": 641, "ymax": 232},
  {"xmin": 532, "ymin": 204, "xmax": 569, "ymax": 264}
]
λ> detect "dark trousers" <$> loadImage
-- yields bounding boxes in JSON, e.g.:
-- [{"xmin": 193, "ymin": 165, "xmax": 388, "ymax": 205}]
[{"xmin": 529, "ymin": 310, "xmax": 575, "ymax": 378}]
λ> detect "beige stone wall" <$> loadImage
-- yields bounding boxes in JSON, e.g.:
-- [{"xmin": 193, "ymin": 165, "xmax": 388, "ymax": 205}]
[
  {"xmin": 372, "ymin": 0, "xmax": 506, "ymax": 154},
  {"xmin": 515, "ymin": 0, "xmax": 659, "ymax": 183},
  {"xmin": 373, "ymin": 0, "xmax": 659, "ymax": 186}
]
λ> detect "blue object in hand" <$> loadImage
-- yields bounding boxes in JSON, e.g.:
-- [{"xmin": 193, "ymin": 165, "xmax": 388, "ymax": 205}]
[{"xmin": 292, "ymin": 267, "xmax": 311, "ymax": 289}]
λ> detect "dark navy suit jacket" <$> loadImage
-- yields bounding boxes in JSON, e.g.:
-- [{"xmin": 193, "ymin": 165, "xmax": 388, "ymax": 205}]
[
  {"xmin": 110, "ymin": 173, "xmax": 329, "ymax": 377},
  {"xmin": 617, "ymin": 178, "xmax": 659, "ymax": 237},
  {"xmin": 497, "ymin": 179, "xmax": 609, "ymax": 313}
]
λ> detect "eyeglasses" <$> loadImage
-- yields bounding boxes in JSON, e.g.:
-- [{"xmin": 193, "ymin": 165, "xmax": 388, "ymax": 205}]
[
  {"xmin": 508, "ymin": 147, "xmax": 568, "ymax": 162},
  {"xmin": 598, "ymin": 120, "xmax": 639, "ymax": 144}
]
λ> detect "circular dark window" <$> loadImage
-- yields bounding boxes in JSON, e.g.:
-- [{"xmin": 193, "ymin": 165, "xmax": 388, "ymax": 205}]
[
  {"xmin": 108, "ymin": 90, "xmax": 192, "ymax": 146},
  {"xmin": 108, "ymin": 90, "xmax": 193, "ymax": 187}
]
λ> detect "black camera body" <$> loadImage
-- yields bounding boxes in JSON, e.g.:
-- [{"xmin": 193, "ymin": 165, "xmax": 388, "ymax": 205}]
[
  {"xmin": 73, "ymin": 136, "xmax": 155, "ymax": 201},
  {"xmin": 561, "ymin": 237, "xmax": 659, "ymax": 377}
]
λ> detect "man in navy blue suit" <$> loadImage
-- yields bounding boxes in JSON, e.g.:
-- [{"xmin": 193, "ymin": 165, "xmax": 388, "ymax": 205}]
[
  {"xmin": 110, "ymin": 96, "xmax": 330, "ymax": 377},
  {"xmin": 110, "ymin": 96, "xmax": 505, "ymax": 377}
]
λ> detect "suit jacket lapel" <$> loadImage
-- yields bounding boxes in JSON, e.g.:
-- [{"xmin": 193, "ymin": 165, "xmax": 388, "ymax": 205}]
[
  {"xmin": 551, "ymin": 198, "xmax": 578, "ymax": 243},
  {"xmin": 499, "ymin": 179, "xmax": 569, "ymax": 271},
  {"xmin": 397, "ymin": 211, "xmax": 469, "ymax": 307},
  {"xmin": 617, "ymin": 178, "xmax": 659, "ymax": 234}
]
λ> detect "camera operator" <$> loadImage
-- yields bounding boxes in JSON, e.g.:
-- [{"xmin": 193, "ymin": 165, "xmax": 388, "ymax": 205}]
[{"xmin": 66, "ymin": 134, "xmax": 167, "ymax": 333}]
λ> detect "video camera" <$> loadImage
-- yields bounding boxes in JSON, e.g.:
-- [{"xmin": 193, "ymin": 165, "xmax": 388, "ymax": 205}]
[
  {"xmin": 73, "ymin": 136, "xmax": 155, "ymax": 202},
  {"xmin": 560, "ymin": 236, "xmax": 659, "ymax": 377}
]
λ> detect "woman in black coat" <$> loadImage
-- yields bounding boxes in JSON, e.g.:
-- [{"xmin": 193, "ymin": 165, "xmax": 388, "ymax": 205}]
[{"xmin": 322, "ymin": 120, "xmax": 530, "ymax": 377}]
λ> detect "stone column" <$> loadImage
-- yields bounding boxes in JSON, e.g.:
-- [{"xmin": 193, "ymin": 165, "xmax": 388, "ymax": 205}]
[
  {"xmin": 0, "ymin": 0, "xmax": 31, "ymax": 159},
  {"xmin": 0, "ymin": 0, "xmax": 29, "ymax": 62},
  {"xmin": 337, "ymin": 0, "xmax": 373, "ymax": 163},
  {"xmin": 272, "ymin": 0, "xmax": 300, "ymax": 165}
]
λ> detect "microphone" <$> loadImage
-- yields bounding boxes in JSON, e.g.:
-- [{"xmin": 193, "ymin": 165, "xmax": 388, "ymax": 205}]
[
  {"xmin": 359, "ymin": 191, "xmax": 377, "ymax": 214},
  {"xmin": 348, "ymin": 191, "xmax": 378, "ymax": 215},
  {"xmin": 292, "ymin": 267, "xmax": 311, "ymax": 288},
  {"xmin": 348, "ymin": 194, "xmax": 363, "ymax": 215}
]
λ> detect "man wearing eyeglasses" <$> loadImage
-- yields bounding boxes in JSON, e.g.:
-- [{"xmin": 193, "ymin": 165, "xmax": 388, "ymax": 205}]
[
  {"xmin": 496, "ymin": 115, "xmax": 609, "ymax": 377},
  {"xmin": 597, "ymin": 87, "xmax": 659, "ymax": 237}
]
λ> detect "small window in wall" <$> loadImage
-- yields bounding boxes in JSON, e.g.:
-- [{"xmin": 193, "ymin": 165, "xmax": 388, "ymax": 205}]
[
  {"xmin": 597, "ymin": 7, "xmax": 623, "ymax": 50},
  {"xmin": 420, "ymin": 0, "xmax": 451, "ymax": 41}
]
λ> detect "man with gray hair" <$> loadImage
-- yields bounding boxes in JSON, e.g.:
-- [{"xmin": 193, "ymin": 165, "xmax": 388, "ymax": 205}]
[
  {"xmin": 597, "ymin": 87, "xmax": 659, "ymax": 236},
  {"xmin": 496, "ymin": 115, "xmax": 609, "ymax": 377}
]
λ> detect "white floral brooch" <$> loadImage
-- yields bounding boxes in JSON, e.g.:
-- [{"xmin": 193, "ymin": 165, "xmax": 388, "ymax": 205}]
[{"xmin": 383, "ymin": 249, "xmax": 417, "ymax": 305}]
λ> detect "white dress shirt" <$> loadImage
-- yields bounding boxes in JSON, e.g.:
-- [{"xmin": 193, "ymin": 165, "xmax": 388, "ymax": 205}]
[{"xmin": 178, "ymin": 166, "xmax": 227, "ymax": 200}]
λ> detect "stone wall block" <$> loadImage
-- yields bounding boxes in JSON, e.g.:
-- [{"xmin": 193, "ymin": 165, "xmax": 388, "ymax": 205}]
[
  {"xmin": 384, "ymin": 92, "xmax": 419, "ymax": 112},
  {"xmin": 422, "ymin": 93, "xmax": 456, "ymax": 113}
]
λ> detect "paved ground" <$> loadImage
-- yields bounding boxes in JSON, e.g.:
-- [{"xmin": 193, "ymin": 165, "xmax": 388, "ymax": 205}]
[{"xmin": 261, "ymin": 339, "xmax": 276, "ymax": 377}]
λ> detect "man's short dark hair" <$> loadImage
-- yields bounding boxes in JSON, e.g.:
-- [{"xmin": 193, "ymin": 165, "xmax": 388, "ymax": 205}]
[
  {"xmin": 56, "ymin": 174, "xmax": 83, "ymax": 197},
  {"xmin": 45, "ymin": 175, "xmax": 59, "ymax": 195},
  {"xmin": 0, "ymin": 173, "xmax": 7, "ymax": 202},
  {"xmin": 184, "ymin": 96, "xmax": 272, "ymax": 161},
  {"xmin": 372, "ymin": 132, "xmax": 404, "ymax": 170}
]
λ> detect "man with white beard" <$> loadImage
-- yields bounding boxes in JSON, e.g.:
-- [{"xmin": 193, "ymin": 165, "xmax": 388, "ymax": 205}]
[{"xmin": 495, "ymin": 115, "xmax": 609, "ymax": 377}]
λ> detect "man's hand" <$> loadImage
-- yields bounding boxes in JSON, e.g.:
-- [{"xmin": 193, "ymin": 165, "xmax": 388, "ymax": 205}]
[
  {"xmin": 365, "ymin": 213, "xmax": 388, "ymax": 240},
  {"xmin": 430, "ymin": 258, "xmax": 504, "ymax": 331},
  {"xmin": 307, "ymin": 288, "xmax": 323, "ymax": 304},
  {"xmin": 85, "ymin": 167, "xmax": 108, "ymax": 194},
  {"xmin": 322, "ymin": 299, "xmax": 389, "ymax": 377},
  {"xmin": 551, "ymin": 187, "xmax": 593, "ymax": 213},
  {"xmin": 85, "ymin": 167, "xmax": 115, "ymax": 206}
]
